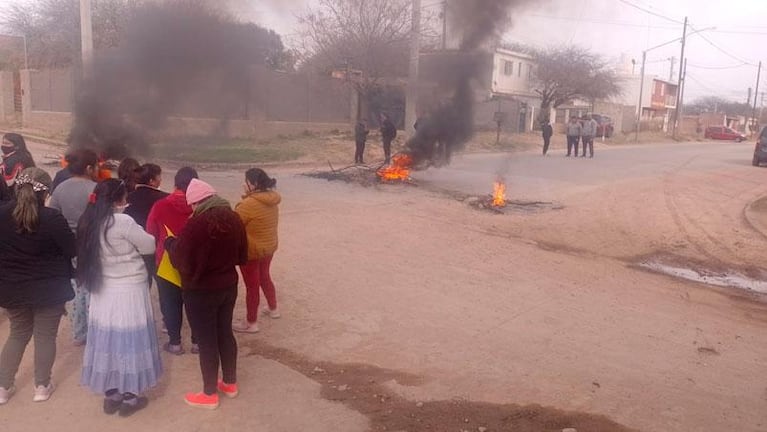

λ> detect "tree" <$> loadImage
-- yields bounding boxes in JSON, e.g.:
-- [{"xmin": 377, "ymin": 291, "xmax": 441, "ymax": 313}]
[
  {"xmin": 0, "ymin": 0, "xmax": 138, "ymax": 68},
  {"xmin": 530, "ymin": 46, "xmax": 622, "ymax": 122},
  {"xmin": 297, "ymin": 0, "xmax": 438, "ymax": 120},
  {"xmin": 0, "ymin": 0, "xmax": 294, "ymax": 71},
  {"xmin": 686, "ymin": 96, "xmax": 749, "ymax": 116}
]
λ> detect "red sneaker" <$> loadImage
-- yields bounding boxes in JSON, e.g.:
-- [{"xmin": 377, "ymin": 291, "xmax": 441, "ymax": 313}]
[
  {"xmin": 184, "ymin": 392, "xmax": 219, "ymax": 409},
  {"xmin": 217, "ymin": 380, "xmax": 239, "ymax": 398}
]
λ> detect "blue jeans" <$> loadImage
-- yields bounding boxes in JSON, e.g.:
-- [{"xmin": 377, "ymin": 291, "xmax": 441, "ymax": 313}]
[{"xmin": 68, "ymin": 281, "xmax": 89, "ymax": 343}]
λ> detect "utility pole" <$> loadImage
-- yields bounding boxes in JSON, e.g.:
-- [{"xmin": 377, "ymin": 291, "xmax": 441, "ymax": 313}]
[
  {"xmin": 405, "ymin": 0, "xmax": 421, "ymax": 137},
  {"xmin": 678, "ymin": 58, "xmax": 688, "ymax": 121},
  {"xmin": 751, "ymin": 61, "xmax": 762, "ymax": 136},
  {"xmin": 80, "ymin": 0, "xmax": 94, "ymax": 78},
  {"xmin": 668, "ymin": 56, "xmax": 676, "ymax": 81},
  {"xmin": 635, "ymin": 51, "xmax": 646, "ymax": 142},
  {"xmin": 441, "ymin": 1, "xmax": 448, "ymax": 50},
  {"xmin": 672, "ymin": 16, "xmax": 687, "ymax": 139}
]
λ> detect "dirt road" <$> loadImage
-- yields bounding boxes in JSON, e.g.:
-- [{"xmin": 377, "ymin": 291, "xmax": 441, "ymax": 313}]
[{"xmin": 2, "ymin": 139, "xmax": 767, "ymax": 431}]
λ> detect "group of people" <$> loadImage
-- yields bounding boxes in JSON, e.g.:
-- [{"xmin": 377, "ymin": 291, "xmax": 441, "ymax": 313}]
[
  {"xmin": 541, "ymin": 114, "xmax": 599, "ymax": 158},
  {"xmin": 0, "ymin": 133, "xmax": 282, "ymax": 415},
  {"xmin": 354, "ymin": 113, "xmax": 398, "ymax": 165}
]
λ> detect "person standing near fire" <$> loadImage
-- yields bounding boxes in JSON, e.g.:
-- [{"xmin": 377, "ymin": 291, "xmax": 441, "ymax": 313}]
[
  {"xmin": 380, "ymin": 113, "xmax": 397, "ymax": 164},
  {"xmin": 541, "ymin": 121, "xmax": 553, "ymax": 156},
  {"xmin": 234, "ymin": 168, "xmax": 281, "ymax": 334},
  {"xmin": 565, "ymin": 116, "xmax": 582, "ymax": 157},
  {"xmin": 354, "ymin": 118, "xmax": 369, "ymax": 164},
  {"xmin": 580, "ymin": 114, "xmax": 597, "ymax": 158}
]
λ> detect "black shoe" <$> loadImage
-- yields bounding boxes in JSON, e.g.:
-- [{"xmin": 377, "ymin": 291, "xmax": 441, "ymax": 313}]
[
  {"xmin": 118, "ymin": 396, "xmax": 148, "ymax": 417},
  {"xmin": 103, "ymin": 397, "xmax": 122, "ymax": 415}
]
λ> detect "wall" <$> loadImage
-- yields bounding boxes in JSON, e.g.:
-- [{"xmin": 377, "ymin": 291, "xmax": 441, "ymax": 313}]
[
  {"xmin": 21, "ymin": 67, "xmax": 352, "ymax": 139},
  {"xmin": 0, "ymin": 71, "xmax": 14, "ymax": 123},
  {"xmin": 491, "ymin": 49, "xmax": 537, "ymax": 98}
]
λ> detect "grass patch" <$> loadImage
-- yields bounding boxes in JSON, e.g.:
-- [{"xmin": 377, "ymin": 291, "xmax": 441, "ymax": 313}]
[{"xmin": 153, "ymin": 136, "xmax": 305, "ymax": 163}]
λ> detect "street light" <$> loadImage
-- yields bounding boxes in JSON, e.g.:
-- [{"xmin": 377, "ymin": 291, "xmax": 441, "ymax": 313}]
[{"xmin": 634, "ymin": 26, "xmax": 715, "ymax": 142}]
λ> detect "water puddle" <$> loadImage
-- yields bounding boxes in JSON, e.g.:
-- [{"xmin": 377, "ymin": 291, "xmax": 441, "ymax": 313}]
[{"xmin": 638, "ymin": 261, "xmax": 767, "ymax": 294}]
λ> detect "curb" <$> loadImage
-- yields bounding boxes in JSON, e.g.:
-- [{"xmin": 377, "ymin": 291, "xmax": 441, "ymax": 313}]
[
  {"xmin": 0, "ymin": 129, "xmax": 67, "ymax": 148},
  {"xmin": 743, "ymin": 195, "xmax": 767, "ymax": 241}
]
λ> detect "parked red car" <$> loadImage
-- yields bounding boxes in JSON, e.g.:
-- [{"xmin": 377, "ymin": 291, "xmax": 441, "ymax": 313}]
[
  {"xmin": 591, "ymin": 114, "xmax": 614, "ymax": 138},
  {"xmin": 704, "ymin": 126, "xmax": 747, "ymax": 142}
]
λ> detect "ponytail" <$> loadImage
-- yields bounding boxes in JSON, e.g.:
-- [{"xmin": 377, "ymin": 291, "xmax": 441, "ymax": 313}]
[
  {"xmin": 12, "ymin": 184, "xmax": 42, "ymax": 233},
  {"xmin": 11, "ymin": 167, "xmax": 51, "ymax": 233}
]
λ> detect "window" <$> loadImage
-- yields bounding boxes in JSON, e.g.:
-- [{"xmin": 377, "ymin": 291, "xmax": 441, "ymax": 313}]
[
  {"xmin": 527, "ymin": 64, "xmax": 533, "ymax": 79},
  {"xmin": 660, "ymin": 84, "xmax": 665, "ymax": 96},
  {"xmin": 518, "ymin": 62, "xmax": 522, "ymax": 77},
  {"xmin": 504, "ymin": 61, "xmax": 513, "ymax": 76}
]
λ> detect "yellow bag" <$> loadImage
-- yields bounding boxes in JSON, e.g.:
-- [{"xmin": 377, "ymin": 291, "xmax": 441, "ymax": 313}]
[{"xmin": 156, "ymin": 225, "xmax": 182, "ymax": 287}]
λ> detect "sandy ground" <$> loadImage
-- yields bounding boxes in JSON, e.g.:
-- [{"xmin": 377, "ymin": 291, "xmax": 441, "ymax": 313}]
[{"xmin": 2, "ymin": 138, "xmax": 767, "ymax": 432}]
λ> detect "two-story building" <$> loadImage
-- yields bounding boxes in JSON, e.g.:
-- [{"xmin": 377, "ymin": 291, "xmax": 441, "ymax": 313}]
[{"xmin": 646, "ymin": 78, "xmax": 678, "ymax": 119}]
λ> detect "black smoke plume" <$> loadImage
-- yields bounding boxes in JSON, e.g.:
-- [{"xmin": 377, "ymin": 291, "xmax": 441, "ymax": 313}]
[
  {"xmin": 404, "ymin": 0, "xmax": 533, "ymax": 168},
  {"xmin": 68, "ymin": 0, "xmax": 287, "ymax": 158}
]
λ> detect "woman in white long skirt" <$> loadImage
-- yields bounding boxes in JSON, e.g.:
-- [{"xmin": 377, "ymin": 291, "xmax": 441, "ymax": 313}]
[{"xmin": 76, "ymin": 179, "xmax": 161, "ymax": 416}]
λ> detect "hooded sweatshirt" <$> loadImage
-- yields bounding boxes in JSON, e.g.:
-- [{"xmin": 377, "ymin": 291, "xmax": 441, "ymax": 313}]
[
  {"xmin": 235, "ymin": 190, "xmax": 281, "ymax": 260},
  {"xmin": 146, "ymin": 189, "xmax": 193, "ymax": 267},
  {"xmin": 168, "ymin": 196, "xmax": 248, "ymax": 291}
]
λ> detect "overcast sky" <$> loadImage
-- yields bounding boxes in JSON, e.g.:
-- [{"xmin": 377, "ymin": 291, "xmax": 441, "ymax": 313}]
[{"xmin": 2, "ymin": 0, "xmax": 764, "ymax": 104}]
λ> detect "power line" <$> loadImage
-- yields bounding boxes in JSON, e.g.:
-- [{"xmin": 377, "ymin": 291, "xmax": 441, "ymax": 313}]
[
  {"xmin": 689, "ymin": 26, "xmax": 756, "ymax": 66},
  {"xmin": 526, "ymin": 14, "xmax": 679, "ymax": 29},
  {"xmin": 687, "ymin": 62, "xmax": 751, "ymax": 70},
  {"xmin": 617, "ymin": 0, "xmax": 684, "ymax": 25}
]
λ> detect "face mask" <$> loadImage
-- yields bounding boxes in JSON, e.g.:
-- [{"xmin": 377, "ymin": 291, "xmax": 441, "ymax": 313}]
[{"xmin": 1, "ymin": 146, "xmax": 14, "ymax": 155}]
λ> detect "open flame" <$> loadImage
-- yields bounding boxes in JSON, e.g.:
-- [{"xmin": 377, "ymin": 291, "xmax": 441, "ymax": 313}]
[
  {"xmin": 377, "ymin": 154, "xmax": 413, "ymax": 181},
  {"xmin": 492, "ymin": 178, "xmax": 506, "ymax": 207}
]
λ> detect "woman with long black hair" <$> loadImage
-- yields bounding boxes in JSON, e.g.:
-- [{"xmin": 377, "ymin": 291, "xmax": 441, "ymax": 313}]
[
  {"xmin": 77, "ymin": 179, "xmax": 162, "ymax": 416},
  {"xmin": 1, "ymin": 133, "xmax": 35, "ymax": 185}
]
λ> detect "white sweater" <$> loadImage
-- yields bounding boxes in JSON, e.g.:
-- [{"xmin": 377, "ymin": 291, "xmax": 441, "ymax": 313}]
[{"xmin": 99, "ymin": 213, "xmax": 156, "ymax": 287}]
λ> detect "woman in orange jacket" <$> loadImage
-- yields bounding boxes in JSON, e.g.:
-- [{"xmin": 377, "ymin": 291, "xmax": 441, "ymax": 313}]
[{"xmin": 233, "ymin": 168, "xmax": 281, "ymax": 333}]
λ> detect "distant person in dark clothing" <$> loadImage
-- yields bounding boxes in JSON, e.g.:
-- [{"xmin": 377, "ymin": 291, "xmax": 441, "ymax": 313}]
[
  {"xmin": 117, "ymin": 158, "xmax": 141, "ymax": 193},
  {"xmin": 1, "ymin": 133, "xmax": 35, "ymax": 186},
  {"xmin": 541, "ymin": 121, "xmax": 553, "ymax": 156},
  {"xmin": 379, "ymin": 113, "xmax": 397, "ymax": 164},
  {"xmin": 354, "ymin": 119, "xmax": 369, "ymax": 164}
]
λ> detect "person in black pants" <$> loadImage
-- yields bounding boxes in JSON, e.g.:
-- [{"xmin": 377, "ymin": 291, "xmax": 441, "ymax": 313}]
[
  {"xmin": 541, "ymin": 121, "xmax": 553, "ymax": 156},
  {"xmin": 146, "ymin": 167, "xmax": 200, "ymax": 355},
  {"xmin": 565, "ymin": 116, "xmax": 582, "ymax": 157},
  {"xmin": 354, "ymin": 118, "xmax": 369, "ymax": 164},
  {"xmin": 167, "ymin": 179, "xmax": 248, "ymax": 410},
  {"xmin": 379, "ymin": 113, "xmax": 397, "ymax": 164}
]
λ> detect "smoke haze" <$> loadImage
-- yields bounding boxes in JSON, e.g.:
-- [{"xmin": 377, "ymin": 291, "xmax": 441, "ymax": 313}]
[
  {"xmin": 68, "ymin": 0, "xmax": 282, "ymax": 158},
  {"xmin": 404, "ymin": 0, "xmax": 537, "ymax": 167}
]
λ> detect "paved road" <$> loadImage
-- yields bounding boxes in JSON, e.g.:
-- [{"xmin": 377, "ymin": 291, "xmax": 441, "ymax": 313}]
[{"xmin": 415, "ymin": 140, "xmax": 759, "ymax": 200}]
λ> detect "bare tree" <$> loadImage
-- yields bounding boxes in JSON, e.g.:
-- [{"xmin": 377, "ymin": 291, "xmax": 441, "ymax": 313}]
[
  {"xmin": 687, "ymin": 96, "xmax": 749, "ymax": 116},
  {"xmin": 530, "ymin": 46, "xmax": 622, "ymax": 122},
  {"xmin": 297, "ymin": 0, "xmax": 438, "ymax": 118},
  {"xmin": 0, "ymin": 0, "xmax": 139, "ymax": 68}
]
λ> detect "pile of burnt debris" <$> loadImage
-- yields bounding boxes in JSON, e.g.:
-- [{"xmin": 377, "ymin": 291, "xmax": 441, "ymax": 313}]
[{"xmin": 303, "ymin": 161, "xmax": 416, "ymax": 187}]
